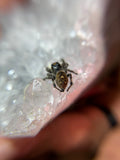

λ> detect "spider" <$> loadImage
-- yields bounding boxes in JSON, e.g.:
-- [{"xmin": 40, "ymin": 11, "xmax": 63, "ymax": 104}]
[{"xmin": 43, "ymin": 59, "xmax": 78, "ymax": 92}]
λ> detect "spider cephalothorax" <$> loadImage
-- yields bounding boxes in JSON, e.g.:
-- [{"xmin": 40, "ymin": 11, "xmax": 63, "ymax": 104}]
[{"xmin": 43, "ymin": 59, "xmax": 78, "ymax": 92}]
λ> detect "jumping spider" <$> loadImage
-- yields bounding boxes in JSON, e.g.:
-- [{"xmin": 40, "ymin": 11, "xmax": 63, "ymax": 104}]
[{"xmin": 43, "ymin": 59, "xmax": 78, "ymax": 92}]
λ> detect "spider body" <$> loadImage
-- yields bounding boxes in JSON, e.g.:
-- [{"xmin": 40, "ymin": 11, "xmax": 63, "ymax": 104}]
[
  {"xmin": 55, "ymin": 71, "xmax": 68, "ymax": 91},
  {"xmin": 43, "ymin": 59, "xmax": 77, "ymax": 92}
]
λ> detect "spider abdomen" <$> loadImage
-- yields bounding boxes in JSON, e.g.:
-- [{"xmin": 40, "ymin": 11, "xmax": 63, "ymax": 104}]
[{"xmin": 55, "ymin": 71, "xmax": 68, "ymax": 91}]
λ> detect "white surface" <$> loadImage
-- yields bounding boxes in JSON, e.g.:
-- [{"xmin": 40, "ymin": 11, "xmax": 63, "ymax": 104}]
[{"xmin": 0, "ymin": 0, "xmax": 106, "ymax": 137}]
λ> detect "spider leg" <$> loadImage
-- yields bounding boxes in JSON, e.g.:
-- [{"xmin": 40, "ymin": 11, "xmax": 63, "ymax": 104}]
[
  {"xmin": 67, "ymin": 69, "xmax": 78, "ymax": 75},
  {"xmin": 43, "ymin": 73, "xmax": 54, "ymax": 80},
  {"xmin": 43, "ymin": 74, "xmax": 64, "ymax": 92},
  {"xmin": 67, "ymin": 73, "xmax": 73, "ymax": 91},
  {"xmin": 61, "ymin": 59, "xmax": 68, "ymax": 66},
  {"xmin": 61, "ymin": 58, "xmax": 65, "ymax": 64},
  {"xmin": 43, "ymin": 77, "xmax": 52, "ymax": 80},
  {"xmin": 61, "ymin": 58, "xmax": 68, "ymax": 72},
  {"xmin": 52, "ymin": 80, "xmax": 64, "ymax": 92},
  {"xmin": 46, "ymin": 67, "xmax": 52, "ymax": 73}
]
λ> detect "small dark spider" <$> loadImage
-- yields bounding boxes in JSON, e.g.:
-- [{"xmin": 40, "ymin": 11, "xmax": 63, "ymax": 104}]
[{"xmin": 43, "ymin": 59, "xmax": 78, "ymax": 92}]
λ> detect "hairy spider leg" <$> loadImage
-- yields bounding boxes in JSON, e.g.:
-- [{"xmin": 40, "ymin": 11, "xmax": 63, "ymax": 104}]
[
  {"xmin": 43, "ymin": 73, "xmax": 54, "ymax": 80},
  {"xmin": 61, "ymin": 59, "xmax": 69, "ymax": 72},
  {"xmin": 61, "ymin": 58, "xmax": 66, "ymax": 64},
  {"xmin": 67, "ymin": 73, "xmax": 73, "ymax": 91},
  {"xmin": 46, "ymin": 67, "xmax": 52, "ymax": 73},
  {"xmin": 43, "ymin": 73, "xmax": 64, "ymax": 92},
  {"xmin": 52, "ymin": 80, "xmax": 64, "ymax": 92},
  {"xmin": 67, "ymin": 69, "xmax": 78, "ymax": 75},
  {"xmin": 61, "ymin": 58, "xmax": 68, "ymax": 66}
]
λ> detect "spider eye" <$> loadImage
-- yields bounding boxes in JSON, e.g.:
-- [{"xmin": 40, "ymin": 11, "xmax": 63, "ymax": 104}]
[{"xmin": 52, "ymin": 62, "xmax": 61, "ymax": 71}]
